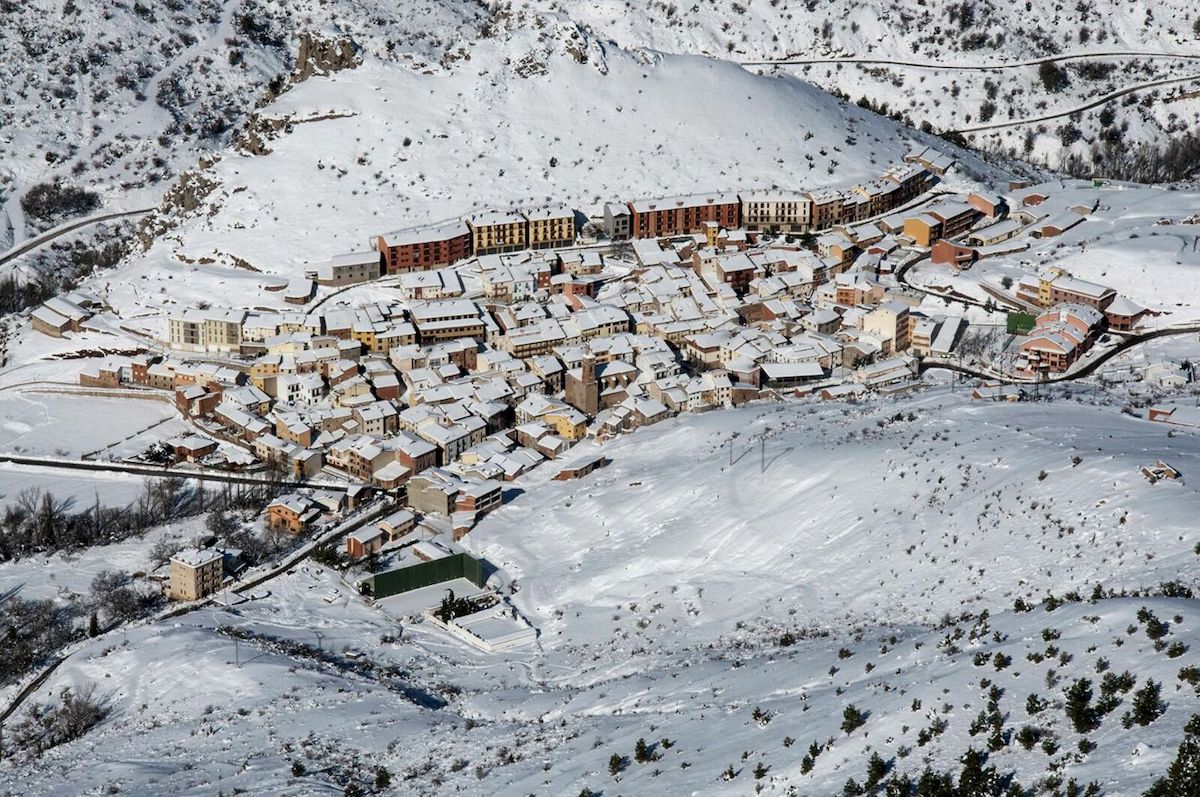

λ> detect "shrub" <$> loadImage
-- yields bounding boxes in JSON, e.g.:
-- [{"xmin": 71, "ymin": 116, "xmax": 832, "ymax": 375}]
[
  {"xmin": 1038, "ymin": 61, "xmax": 1070, "ymax": 93},
  {"xmin": 19, "ymin": 181, "xmax": 101, "ymax": 225}
]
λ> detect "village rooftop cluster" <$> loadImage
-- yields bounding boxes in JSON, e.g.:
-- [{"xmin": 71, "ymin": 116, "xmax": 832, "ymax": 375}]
[{"xmin": 23, "ymin": 150, "xmax": 1156, "ymax": 604}]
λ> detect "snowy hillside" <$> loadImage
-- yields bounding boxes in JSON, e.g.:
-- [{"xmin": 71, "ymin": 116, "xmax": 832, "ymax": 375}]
[
  {"xmin": 523, "ymin": 0, "xmax": 1200, "ymax": 175},
  {"xmin": 131, "ymin": 23, "xmax": 993, "ymax": 279},
  {"xmin": 0, "ymin": 0, "xmax": 489, "ymax": 248},
  {"xmin": 3, "ymin": 392, "xmax": 1200, "ymax": 794}
]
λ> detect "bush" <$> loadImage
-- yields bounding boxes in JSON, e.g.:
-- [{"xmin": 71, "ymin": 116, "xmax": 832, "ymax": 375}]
[
  {"xmin": 20, "ymin": 181, "xmax": 101, "ymax": 225},
  {"xmin": 1038, "ymin": 61, "xmax": 1070, "ymax": 93},
  {"xmin": 11, "ymin": 684, "xmax": 107, "ymax": 758}
]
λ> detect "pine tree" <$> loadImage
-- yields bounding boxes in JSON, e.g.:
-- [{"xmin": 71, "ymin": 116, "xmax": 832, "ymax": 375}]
[
  {"xmin": 608, "ymin": 754, "xmax": 625, "ymax": 776},
  {"xmin": 842, "ymin": 704, "xmax": 867, "ymax": 734},
  {"xmin": 1126, "ymin": 679, "xmax": 1166, "ymax": 727},
  {"xmin": 634, "ymin": 737, "xmax": 655, "ymax": 763},
  {"xmin": 1143, "ymin": 735, "xmax": 1200, "ymax": 796},
  {"xmin": 374, "ymin": 767, "xmax": 391, "ymax": 788},
  {"xmin": 1064, "ymin": 678, "xmax": 1097, "ymax": 733},
  {"xmin": 88, "ymin": 612, "xmax": 99, "ymax": 637},
  {"xmin": 866, "ymin": 752, "xmax": 890, "ymax": 787},
  {"xmin": 956, "ymin": 748, "xmax": 1000, "ymax": 795}
]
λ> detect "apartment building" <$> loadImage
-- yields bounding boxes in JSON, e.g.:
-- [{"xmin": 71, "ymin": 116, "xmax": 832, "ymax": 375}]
[
  {"xmin": 739, "ymin": 191, "xmax": 813, "ymax": 233},
  {"xmin": 863, "ymin": 301, "xmax": 912, "ymax": 354},
  {"xmin": 806, "ymin": 189, "xmax": 850, "ymax": 230},
  {"xmin": 311, "ymin": 251, "xmax": 381, "ymax": 286},
  {"xmin": 627, "ymin": 192, "xmax": 740, "ymax": 238},
  {"xmin": 377, "ymin": 221, "xmax": 472, "ymax": 273},
  {"xmin": 525, "ymin": 204, "xmax": 576, "ymax": 250},
  {"xmin": 467, "ymin": 210, "xmax": 528, "ymax": 255},
  {"xmin": 168, "ymin": 547, "xmax": 224, "ymax": 601},
  {"xmin": 168, "ymin": 308, "xmax": 246, "ymax": 353}
]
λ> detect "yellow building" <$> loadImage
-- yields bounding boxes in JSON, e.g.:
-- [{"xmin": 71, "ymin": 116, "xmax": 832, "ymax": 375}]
[
  {"xmin": 168, "ymin": 309, "xmax": 245, "ymax": 353},
  {"xmin": 526, "ymin": 204, "xmax": 575, "ymax": 250},
  {"xmin": 467, "ymin": 210, "xmax": 528, "ymax": 255},
  {"xmin": 168, "ymin": 547, "xmax": 223, "ymax": 601},
  {"xmin": 544, "ymin": 409, "xmax": 588, "ymax": 441},
  {"xmin": 863, "ymin": 301, "xmax": 912, "ymax": 354},
  {"xmin": 902, "ymin": 214, "xmax": 942, "ymax": 247},
  {"xmin": 740, "ymin": 191, "xmax": 813, "ymax": 232}
]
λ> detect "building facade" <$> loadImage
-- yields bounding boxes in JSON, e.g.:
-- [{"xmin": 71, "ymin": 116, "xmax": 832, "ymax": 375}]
[{"xmin": 168, "ymin": 548, "xmax": 223, "ymax": 601}]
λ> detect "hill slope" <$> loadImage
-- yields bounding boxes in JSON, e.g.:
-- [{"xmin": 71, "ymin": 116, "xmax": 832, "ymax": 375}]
[{"xmin": 2, "ymin": 392, "xmax": 1199, "ymax": 794}]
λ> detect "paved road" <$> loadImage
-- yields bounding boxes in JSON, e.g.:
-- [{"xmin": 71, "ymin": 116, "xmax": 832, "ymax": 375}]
[
  {"xmin": 951, "ymin": 73, "xmax": 1200, "ymax": 133},
  {"xmin": 0, "ymin": 208, "xmax": 154, "ymax": 269},
  {"xmin": 744, "ymin": 50, "xmax": 1200, "ymax": 71},
  {"xmin": 921, "ymin": 324, "xmax": 1200, "ymax": 384},
  {"xmin": 0, "ymin": 452, "xmax": 355, "ymax": 492}
]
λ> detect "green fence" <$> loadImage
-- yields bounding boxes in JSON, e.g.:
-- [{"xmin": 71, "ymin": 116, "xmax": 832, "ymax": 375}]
[
  {"xmin": 370, "ymin": 552, "xmax": 485, "ymax": 599},
  {"xmin": 1006, "ymin": 312, "xmax": 1037, "ymax": 335}
]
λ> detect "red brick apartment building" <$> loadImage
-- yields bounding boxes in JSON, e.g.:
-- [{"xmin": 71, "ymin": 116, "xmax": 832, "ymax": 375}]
[
  {"xmin": 628, "ymin": 193, "xmax": 740, "ymax": 238},
  {"xmin": 377, "ymin": 221, "xmax": 472, "ymax": 273}
]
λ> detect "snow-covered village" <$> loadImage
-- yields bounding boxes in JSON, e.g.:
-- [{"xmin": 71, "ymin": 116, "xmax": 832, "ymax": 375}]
[{"xmin": 2, "ymin": 2, "xmax": 1200, "ymax": 796}]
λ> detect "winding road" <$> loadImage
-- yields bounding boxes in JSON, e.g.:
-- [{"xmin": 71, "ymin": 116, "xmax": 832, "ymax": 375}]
[
  {"xmin": 950, "ymin": 73, "xmax": 1200, "ymax": 133},
  {"xmin": 0, "ymin": 208, "xmax": 154, "ymax": 270},
  {"xmin": 743, "ymin": 49, "xmax": 1200, "ymax": 71},
  {"xmin": 0, "ymin": 497, "xmax": 397, "ymax": 736},
  {"xmin": 921, "ymin": 324, "xmax": 1200, "ymax": 385},
  {"xmin": 0, "ymin": 452, "xmax": 355, "ymax": 492},
  {"xmin": 746, "ymin": 49, "xmax": 1200, "ymax": 135}
]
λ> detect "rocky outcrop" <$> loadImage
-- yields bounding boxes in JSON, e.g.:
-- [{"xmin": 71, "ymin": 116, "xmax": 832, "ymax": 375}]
[
  {"xmin": 294, "ymin": 32, "xmax": 360, "ymax": 81},
  {"xmin": 137, "ymin": 161, "xmax": 220, "ymax": 250}
]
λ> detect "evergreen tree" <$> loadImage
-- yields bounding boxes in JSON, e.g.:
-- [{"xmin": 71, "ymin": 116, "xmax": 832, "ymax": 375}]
[
  {"xmin": 1143, "ymin": 735, "xmax": 1200, "ymax": 796},
  {"xmin": 608, "ymin": 754, "xmax": 626, "ymax": 776},
  {"xmin": 916, "ymin": 766, "xmax": 955, "ymax": 797},
  {"xmin": 866, "ymin": 752, "xmax": 890, "ymax": 787},
  {"xmin": 1126, "ymin": 679, "xmax": 1167, "ymax": 727},
  {"xmin": 634, "ymin": 737, "xmax": 655, "ymax": 763},
  {"xmin": 1064, "ymin": 678, "xmax": 1098, "ymax": 733},
  {"xmin": 87, "ymin": 612, "xmax": 99, "ymax": 637},
  {"xmin": 842, "ymin": 704, "xmax": 867, "ymax": 734},
  {"xmin": 956, "ymin": 748, "xmax": 1001, "ymax": 795},
  {"xmin": 374, "ymin": 767, "xmax": 391, "ymax": 788}
]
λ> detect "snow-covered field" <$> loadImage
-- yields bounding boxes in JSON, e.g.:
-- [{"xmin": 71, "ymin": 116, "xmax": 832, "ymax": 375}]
[
  {"xmin": 3, "ymin": 391, "xmax": 1199, "ymax": 794},
  {"xmin": 0, "ymin": 392, "xmax": 180, "ymax": 458}
]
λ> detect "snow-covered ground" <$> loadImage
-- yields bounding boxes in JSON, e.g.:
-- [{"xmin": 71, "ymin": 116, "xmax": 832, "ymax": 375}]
[
  {"xmin": 3, "ymin": 390, "xmax": 1200, "ymax": 794},
  {"xmin": 523, "ymin": 0, "xmax": 1200, "ymax": 173}
]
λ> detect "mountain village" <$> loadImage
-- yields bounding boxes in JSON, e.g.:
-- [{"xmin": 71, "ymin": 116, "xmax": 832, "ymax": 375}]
[{"xmin": 15, "ymin": 149, "xmax": 1167, "ymax": 632}]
